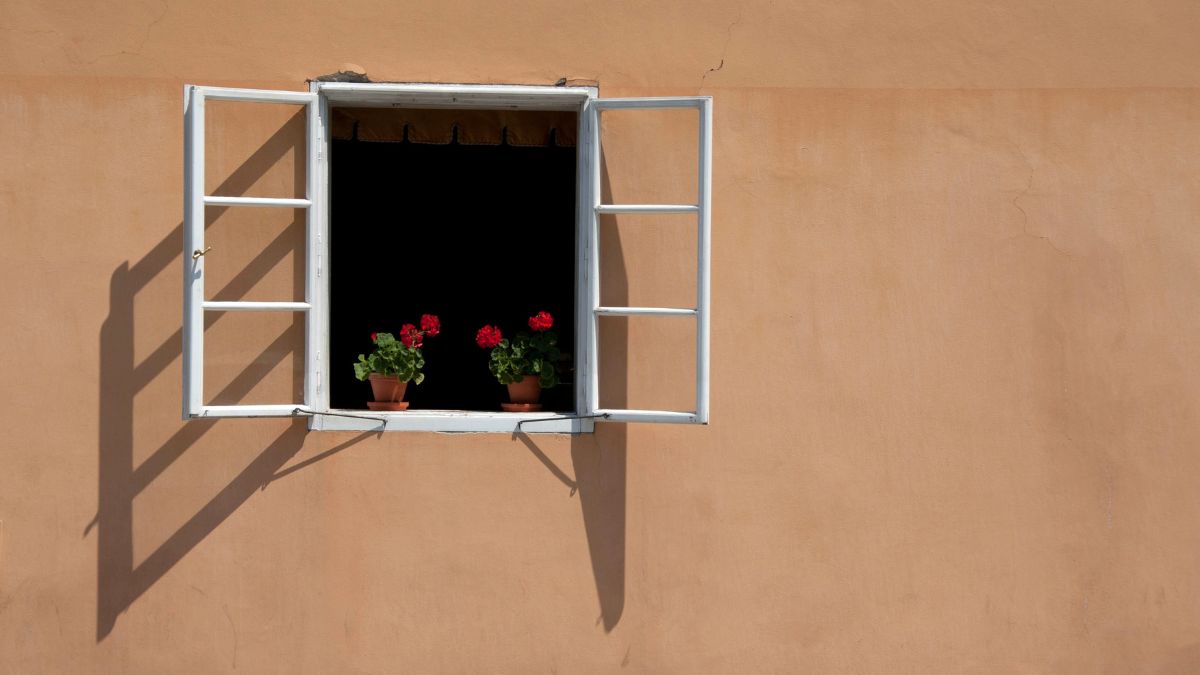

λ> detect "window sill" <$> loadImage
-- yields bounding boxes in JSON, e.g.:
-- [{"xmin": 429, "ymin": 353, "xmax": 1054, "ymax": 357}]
[{"xmin": 307, "ymin": 409, "xmax": 594, "ymax": 434}]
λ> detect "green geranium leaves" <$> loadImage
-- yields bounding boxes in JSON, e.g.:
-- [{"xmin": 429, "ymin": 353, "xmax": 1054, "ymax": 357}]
[
  {"xmin": 353, "ymin": 331, "xmax": 427, "ymax": 383},
  {"xmin": 488, "ymin": 330, "xmax": 562, "ymax": 387}
]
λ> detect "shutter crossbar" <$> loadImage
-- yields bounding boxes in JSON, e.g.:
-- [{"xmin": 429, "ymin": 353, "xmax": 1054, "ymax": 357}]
[
  {"xmin": 203, "ymin": 301, "xmax": 311, "ymax": 312},
  {"xmin": 204, "ymin": 196, "xmax": 311, "ymax": 208},
  {"xmin": 594, "ymin": 306, "xmax": 696, "ymax": 317},
  {"xmin": 595, "ymin": 204, "xmax": 698, "ymax": 214},
  {"xmin": 592, "ymin": 409, "xmax": 698, "ymax": 423},
  {"xmin": 593, "ymin": 98, "xmax": 706, "ymax": 110}
]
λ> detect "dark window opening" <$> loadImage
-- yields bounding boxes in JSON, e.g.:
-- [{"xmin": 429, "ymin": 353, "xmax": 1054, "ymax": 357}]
[{"xmin": 329, "ymin": 109, "xmax": 578, "ymax": 412}]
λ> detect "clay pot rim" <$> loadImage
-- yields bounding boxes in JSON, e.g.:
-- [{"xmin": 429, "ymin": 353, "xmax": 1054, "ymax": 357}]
[
  {"xmin": 501, "ymin": 402, "xmax": 543, "ymax": 412},
  {"xmin": 367, "ymin": 401, "xmax": 410, "ymax": 411}
]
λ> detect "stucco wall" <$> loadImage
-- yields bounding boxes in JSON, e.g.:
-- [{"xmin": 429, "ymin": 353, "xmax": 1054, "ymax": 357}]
[{"xmin": 3, "ymin": 1, "xmax": 1200, "ymax": 672}]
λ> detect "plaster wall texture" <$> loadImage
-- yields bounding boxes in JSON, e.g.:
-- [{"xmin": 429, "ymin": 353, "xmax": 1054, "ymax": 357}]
[{"xmin": 2, "ymin": 1, "xmax": 1200, "ymax": 672}]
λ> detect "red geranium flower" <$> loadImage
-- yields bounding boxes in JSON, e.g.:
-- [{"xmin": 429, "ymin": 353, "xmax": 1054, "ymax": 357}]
[
  {"xmin": 528, "ymin": 311, "xmax": 554, "ymax": 332},
  {"xmin": 476, "ymin": 325, "xmax": 503, "ymax": 349},
  {"xmin": 420, "ymin": 313, "xmax": 441, "ymax": 337},
  {"xmin": 370, "ymin": 332, "xmax": 378, "ymax": 342},
  {"xmin": 400, "ymin": 323, "xmax": 423, "ymax": 349}
]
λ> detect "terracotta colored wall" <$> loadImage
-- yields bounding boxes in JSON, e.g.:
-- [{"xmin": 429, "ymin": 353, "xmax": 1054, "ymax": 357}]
[{"xmin": 3, "ymin": 1, "xmax": 1200, "ymax": 672}]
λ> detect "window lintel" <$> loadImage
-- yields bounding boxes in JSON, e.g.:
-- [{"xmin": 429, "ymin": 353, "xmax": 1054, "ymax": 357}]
[{"xmin": 312, "ymin": 81, "xmax": 597, "ymax": 111}]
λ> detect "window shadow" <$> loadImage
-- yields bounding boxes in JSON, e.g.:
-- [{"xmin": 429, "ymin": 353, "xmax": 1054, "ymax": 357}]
[
  {"xmin": 91, "ymin": 111, "xmax": 372, "ymax": 641},
  {"xmin": 91, "ymin": 111, "xmax": 634, "ymax": 641},
  {"xmin": 511, "ymin": 156, "xmax": 630, "ymax": 632}
]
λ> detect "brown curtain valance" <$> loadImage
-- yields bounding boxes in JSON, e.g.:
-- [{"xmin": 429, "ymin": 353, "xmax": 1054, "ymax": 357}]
[{"xmin": 331, "ymin": 107, "xmax": 577, "ymax": 147}]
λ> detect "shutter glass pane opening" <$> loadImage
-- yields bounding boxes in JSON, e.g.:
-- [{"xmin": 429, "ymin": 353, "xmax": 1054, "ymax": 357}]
[
  {"xmin": 203, "ymin": 310, "xmax": 305, "ymax": 406},
  {"xmin": 588, "ymin": 106, "xmax": 699, "ymax": 206},
  {"xmin": 202, "ymin": 206, "xmax": 306, "ymax": 303},
  {"xmin": 205, "ymin": 99, "xmax": 308, "ymax": 200},
  {"xmin": 596, "ymin": 314, "xmax": 696, "ymax": 413},
  {"xmin": 597, "ymin": 211, "xmax": 698, "ymax": 310}
]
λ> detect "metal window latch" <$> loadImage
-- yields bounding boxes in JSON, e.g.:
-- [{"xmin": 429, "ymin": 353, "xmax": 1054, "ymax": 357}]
[{"xmin": 192, "ymin": 246, "xmax": 212, "ymax": 260}]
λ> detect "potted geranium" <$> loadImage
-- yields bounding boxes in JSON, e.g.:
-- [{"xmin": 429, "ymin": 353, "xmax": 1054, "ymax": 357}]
[
  {"xmin": 353, "ymin": 314, "xmax": 440, "ymax": 410},
  {"xmin": 476, "ymin": 311, "xmax": 561, "ymax": 412}
]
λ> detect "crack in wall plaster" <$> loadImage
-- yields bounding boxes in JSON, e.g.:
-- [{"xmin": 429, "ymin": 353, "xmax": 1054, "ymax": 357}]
[
  {"xmin": 699, "ymin": 10, "xmax": 742, "ymax": 92},
  {"xmin": 221, "ymin": 603, "xmax": 238, "ymax": 670},
  {"xmin": 1010, "ymin": 169, "xmax": 1037, "ymax": 235},
  {"xmin": 77, "ymin": 0, "xmax": 169, "ymax": 65},
  {"xmin": 0, "ymin": 26, "xmax": 61, "ymax": 36},
  {"xmin": 1009, "ymin": 149, "xmax": 1074, "ymax": 258},
  {"xmin": 1103, "ymin": 460, "xmax": 1115, "ymax": 531}
]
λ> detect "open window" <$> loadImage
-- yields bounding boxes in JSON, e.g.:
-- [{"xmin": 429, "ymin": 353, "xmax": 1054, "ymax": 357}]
[
  {"xmin": 326, "ymin": 107, "xmax": 578, "ymax": 414},
  {"xmin": 182, "ymin": 83, "xmax": 712, "ymax": 432}
]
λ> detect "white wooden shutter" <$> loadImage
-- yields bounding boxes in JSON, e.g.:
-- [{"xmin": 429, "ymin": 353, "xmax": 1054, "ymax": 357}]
[
  {"xmin": 182, "ymin": 86, "xmax": 321, "ymax": 419},
  {"xmin": 586, "ymin": 96, "xmax": 712, "ymax": 424}
]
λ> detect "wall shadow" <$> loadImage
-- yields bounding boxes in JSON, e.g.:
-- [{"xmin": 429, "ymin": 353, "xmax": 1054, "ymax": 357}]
[
  {"xmin": 514, "ymin": 156, "xmax": 630, "ymax": 632},
  {"xmin": 569, "ymin": 425, "xmax": 628, "ymax": 633},
  {"xmin": 91, "ymin": 111, "xmax": 377, "ymax": 641}
]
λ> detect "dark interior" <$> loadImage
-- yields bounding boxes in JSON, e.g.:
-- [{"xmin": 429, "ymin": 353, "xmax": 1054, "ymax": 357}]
[{"xmin": 329, "ymin": 111, "xmax": 577, "ymax": 412}]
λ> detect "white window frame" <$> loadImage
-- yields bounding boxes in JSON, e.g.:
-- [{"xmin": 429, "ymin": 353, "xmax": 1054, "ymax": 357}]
[{"xmin": 183, "ymin": 82, "xmax": 711, "ymax": 433}]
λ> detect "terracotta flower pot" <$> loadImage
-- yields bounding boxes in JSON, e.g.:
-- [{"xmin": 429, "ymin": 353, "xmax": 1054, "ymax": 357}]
[
  {"xmin": 504, "ymin": 374, "xmax": 542, "ymax": 412},
  {"xmin": 367, "ymin": 373, "xmax": 409, "ymax": 411}
]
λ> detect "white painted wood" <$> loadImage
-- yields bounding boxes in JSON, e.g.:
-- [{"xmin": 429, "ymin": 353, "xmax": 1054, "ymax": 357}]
[
  {"xmin": 587, "ymin": 98, "xmax": 602, "ymax": 418},
  {"xmin": 203, "ymin": 196, "xmax": 311, "ymax": 208},
  {"xmin": 308, "ymin": 410, "xmax": 590, "ymax": 433},
  {"xmin": 197, "ymin": 86, "xmax": 314, "ymax": 104},
  {"xmin": 587, "ymin": 96, "xmax": 713, "ymax": 426},
  {"xmin": 183, "ymin": 85, "xmax": 204, "ymax": 418},
  {"xmin": 311, "ymin": 81, "xmax": 332, "ymax": 414},
  {"xmin": 574, "ymin": 94, "xmax": 593, "ymax": 427},
  {"xmin": 316, "ymin": 82, "xmax": 593, "ymax": 111},
  {"xmin": 304, "ymin": 83, "xmax": 321, "ymax": 414},
  {"xmin": 593, "ymin": 97, "xmax": 709, "ymax": 110},
  {"xmin": 696, "ymin": 97, "xmax": 713, "ymax": 424},
  {"xmin": 182, "ymin": 85, "xmax": 317, "ymax": 420},
  {"xmin": 594, "ymin": 409, "xmax": 699, "ymax": 424},
  {"xmin": 197, "ymin": 405, "xmax": 306, "ymax": 418},
  {"xmin": 595, "ymin": 306, "xmax": 697, "ymax": 317},
  {"xmin": 595, "ymin": 204, "xmax": 698, "ymax": 214},
  {"xmin": 202, "ymin": 301, "xmax": 312, "ymax": 312}
]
